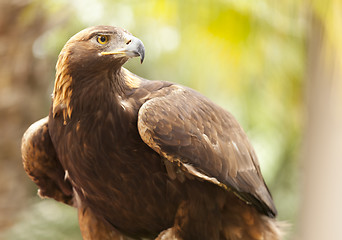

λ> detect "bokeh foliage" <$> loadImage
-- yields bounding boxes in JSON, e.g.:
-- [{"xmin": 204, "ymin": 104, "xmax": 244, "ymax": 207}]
[{"xmin": 1, "ymin": 0, "xmax": 309, "ymax": 239}]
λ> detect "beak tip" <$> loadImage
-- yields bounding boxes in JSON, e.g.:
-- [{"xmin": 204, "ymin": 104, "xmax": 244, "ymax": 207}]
[{"xmin": 138, "ymin": 41, "xmax": 145, "ymax": 64}]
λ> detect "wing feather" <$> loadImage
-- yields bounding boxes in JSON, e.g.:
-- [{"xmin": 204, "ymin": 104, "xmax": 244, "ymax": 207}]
[
  {"xmin": 21, "ymin": 117, "xmax": 73, "ymax": 205},
  {"xmin": 137, "ymin": 85, "xmax": 277, "ymax": 217}
]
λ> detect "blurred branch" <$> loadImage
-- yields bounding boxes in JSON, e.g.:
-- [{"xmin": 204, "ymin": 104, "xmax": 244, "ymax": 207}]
[
  {"xmin": 298, "ymin": 1, "xmax": 342, "ymax": 239},
  {"xmin": 0, "ymin": 0, "xmax": 69, "ymax": 231}
]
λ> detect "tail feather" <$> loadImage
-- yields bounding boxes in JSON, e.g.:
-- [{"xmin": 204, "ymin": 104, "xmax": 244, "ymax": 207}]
[{"xmin": 222, "ymin": 194, "xmax": 283, "ymax": 240}]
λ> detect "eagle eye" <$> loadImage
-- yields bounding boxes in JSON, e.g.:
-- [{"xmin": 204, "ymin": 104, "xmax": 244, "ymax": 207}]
[{"xmin": 97, "ymin": 35, "xmax": 109, "ymax": 45}]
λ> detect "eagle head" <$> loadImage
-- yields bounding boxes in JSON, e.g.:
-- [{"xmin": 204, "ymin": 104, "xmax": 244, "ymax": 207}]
[
  {"xmin": 57, "ymin": 26, "xmax": 145, "ymax": 75},
  {"xmin": 53, "ymin": 26, "xmax": 144, "ymax": 123}
]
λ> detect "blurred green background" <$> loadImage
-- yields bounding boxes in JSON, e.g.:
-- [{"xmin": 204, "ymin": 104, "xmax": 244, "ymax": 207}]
[{"xmin": 1, "ymin": 0, "xmax": 341, "ymax": 239}]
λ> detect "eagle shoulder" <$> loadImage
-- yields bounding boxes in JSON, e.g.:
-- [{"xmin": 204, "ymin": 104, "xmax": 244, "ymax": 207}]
[{"xmin": 21, "ymin": 116, "xmax": 73, "ymax": 205}]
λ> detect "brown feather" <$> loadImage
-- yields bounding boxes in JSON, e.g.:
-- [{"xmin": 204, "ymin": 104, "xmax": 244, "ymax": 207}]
[
  {"xmin": 53, "ymin": 47, "xmax": 73, "ymax": 124},
  {"xmin": 137, "ymin": 84, "xmax": 277, "ymax": 217},
  {"xmin": 22, "ymin": 26, "xmax": 281, "ymax": 240},
  {"xmin": 21, "ymin": 117, "xmax": 73, "ymax": 205}
]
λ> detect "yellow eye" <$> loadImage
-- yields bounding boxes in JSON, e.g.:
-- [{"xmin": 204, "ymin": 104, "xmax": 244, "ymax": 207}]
[{"xmin": 97, "ymin": 35, "xmax": 109, "ymax": 44}]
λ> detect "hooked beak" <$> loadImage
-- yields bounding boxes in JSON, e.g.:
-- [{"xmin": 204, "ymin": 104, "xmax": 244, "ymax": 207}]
[{"xmin": 101, "ymin": 35, "xmax": 145, "ymax": 63}]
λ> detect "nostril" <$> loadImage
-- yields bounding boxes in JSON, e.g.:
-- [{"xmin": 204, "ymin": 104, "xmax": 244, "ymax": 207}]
[{"xmin": 126, "ymin": 39, "xmax": 132, "ymax": 45}]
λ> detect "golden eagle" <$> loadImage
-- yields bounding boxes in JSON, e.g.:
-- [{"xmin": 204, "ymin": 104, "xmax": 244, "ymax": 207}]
[{"xmin": 22, "ymin": 26, "xmax": 281, "ymax": 240}]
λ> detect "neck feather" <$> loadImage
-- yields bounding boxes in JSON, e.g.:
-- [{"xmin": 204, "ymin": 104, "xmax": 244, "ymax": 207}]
[{"xmin": 53, "ymin": 57, "xmax": 141, "ymax": 125}]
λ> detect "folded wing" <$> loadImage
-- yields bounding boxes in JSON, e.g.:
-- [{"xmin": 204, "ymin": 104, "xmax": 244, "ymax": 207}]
[
  {"xmin": 137, "ymin": 85, "xmax": 277, "ymax": 217},
  {"xmin": 21, "ymin": 117, "xmax": 73, "ymax": 205}
]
